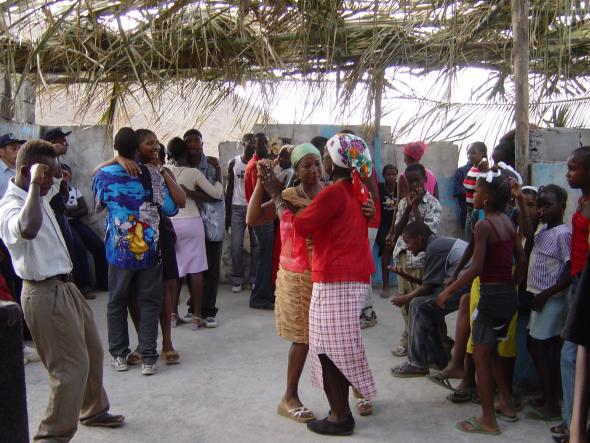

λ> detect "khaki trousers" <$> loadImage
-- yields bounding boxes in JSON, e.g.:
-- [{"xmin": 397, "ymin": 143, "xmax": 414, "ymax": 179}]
[
  {"xmin": 396, "ymin": 252, "xmax": 423, "ymax": 348},
  {"xmin": 21, "ymin": 279, "xmax": 109, "ymax": 442}
]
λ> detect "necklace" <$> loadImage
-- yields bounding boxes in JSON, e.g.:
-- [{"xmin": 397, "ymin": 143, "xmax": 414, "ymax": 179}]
[{"xmin": 299, "ymin": 184, "xmax": 312, "ymax": 201}]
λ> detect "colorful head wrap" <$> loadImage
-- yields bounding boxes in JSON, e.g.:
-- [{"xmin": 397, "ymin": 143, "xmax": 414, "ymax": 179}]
[
  {"xmin": 403, "ymin": 141, "xmax": 427, "ymax": 161},
  {"xmin": 326, "ymin": 133, "xmax": 373, "ymax": 202},
  {"xmin": 290, "ymin": 143, "xmax": 320, "ymax": 169}
]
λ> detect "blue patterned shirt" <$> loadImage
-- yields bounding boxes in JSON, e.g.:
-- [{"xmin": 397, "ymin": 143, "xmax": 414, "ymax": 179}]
[{"xmin": 93, "ymin": 163, "xmax": 178, "ymax": 269}]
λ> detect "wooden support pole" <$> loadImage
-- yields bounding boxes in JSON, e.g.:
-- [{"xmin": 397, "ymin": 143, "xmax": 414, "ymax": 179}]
[
  {"xmin": 373, "ymin": 69, "xmax": 384, "ymax": 179},
  {"xmin": 511, "ymin": 0, "xmax": 530, "ymax": 180}
]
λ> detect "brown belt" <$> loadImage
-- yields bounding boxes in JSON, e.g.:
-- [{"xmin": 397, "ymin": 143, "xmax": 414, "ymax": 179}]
[{"xmin": 26, "ymin": 273, "xmax": 73, "ymax": 283}]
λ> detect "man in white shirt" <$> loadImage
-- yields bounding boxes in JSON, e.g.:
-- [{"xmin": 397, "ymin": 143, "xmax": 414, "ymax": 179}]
[
  {"xmin": 0, "ymin": 140, "xmax": 124, "ymax": 441},
  {"xmin": 225, "ymin": 133, "xmax": 257, "ymax": 293}
]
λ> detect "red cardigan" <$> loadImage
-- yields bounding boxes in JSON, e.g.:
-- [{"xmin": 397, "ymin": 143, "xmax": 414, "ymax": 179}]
[{"xmin": 293, "ymin": 180, "xmax": 375, "ymax": 284}]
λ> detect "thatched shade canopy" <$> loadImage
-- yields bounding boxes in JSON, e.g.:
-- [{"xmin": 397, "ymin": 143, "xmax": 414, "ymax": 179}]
[{"xmin": 1, "ymin": 1, "xmax": 589, "ymax": 128}]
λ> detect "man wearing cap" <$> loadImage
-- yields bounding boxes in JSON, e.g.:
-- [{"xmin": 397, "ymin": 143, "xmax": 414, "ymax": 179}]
[{"xmin": 0, "ymin": 133, "xmax": 25, "ymax": 198}]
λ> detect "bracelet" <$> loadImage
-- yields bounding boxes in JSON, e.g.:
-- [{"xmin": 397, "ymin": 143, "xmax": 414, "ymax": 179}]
[
  {"xmin": 30, "ymin": 181, "xmax": 42, "ymax": 185},
  {"xmin": 275, "ymin": 201, "xmax": 287, "ymax": 210}
]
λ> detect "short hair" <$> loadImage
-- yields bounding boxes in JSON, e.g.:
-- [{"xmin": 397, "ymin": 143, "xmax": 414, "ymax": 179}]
[
  {"xmin": 310, "ymin": 136, "xmax": 328, "ymax": 152},
  {"xmin": 254, "ymin": 132, "xmax": 267, "ymax": 140},
  {"xmin": 539, "ymin": 184, "xmax": 568, "ymax": 206},
  {"xmin": 183, "ymin": 129, "xmax": 202, "ymax": 140},
  {"xmin": 382, "ymin": 164, "xmax": 398, "ymax": 176},
  {"xmin": 403, "ymin": 221, "xmax": 433, "ymax": 239},
  {"xmin": 493, "ymin": 140, "xmax": 515, "ymax": 168},
  {"xmin": 61, "ymin": 163, "xmax": 72, "ymax": 174},
  {"xmin": 135, "ymin": 128, "xmax": 156, "ymax": 145},
  {"xmin": 16, "ymin": 140, "xmax": 57, "ymax": 170},
  {"xmin": 469, "ymin": 141, "xmax": 487, "ymax": 157},
  {"xmin": 405, "ymin": 163, "xmax": 427, "ymax": 179},
  {"xmin": 242, "ymin": 133, "xmax": 254, "ymax": 143},
  {"xmin": 167, "ymin": 137, "xmax": 187, "ymax": 161},
  {"xmin": 570, "ymin": 146, "xmax": 590, "ymax": 169},
  {"xmin": 113, "ymin": 127, "xmax": 138, "ymax": 159}
]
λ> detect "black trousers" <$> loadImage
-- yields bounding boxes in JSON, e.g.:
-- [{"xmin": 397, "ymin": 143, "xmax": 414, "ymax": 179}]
[{"xmin": 202, "ymin": 240, "xmax": 222, "ymax": 319}]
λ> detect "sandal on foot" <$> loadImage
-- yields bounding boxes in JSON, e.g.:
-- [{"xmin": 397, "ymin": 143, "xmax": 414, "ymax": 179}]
[
  {"xmin": 127, "ymin": 350, "xmax": 141, "ymax": 366},
  {"xmin": 391, "ymin": 345, "xmax": 408, "ymax": 357},
  {"xmin": 456, "ymin": 417, "xmax": 501, "ymax": 436},
  {"xmin": 527, "ymin": 406, "xmax": 562, "ymax": 422},
  {"xmin": 82, "ymin": 412, "xmax": 125, "ymax": 428},
  {"xmin": 277, "ymin": 403, "xmax": 316, "ymax": 423},
  {"xmin": 162, "ymin": 350, "xmax": 180, "ymax": 365},
  {"xmin": 495, "ymin": 410, "xmax": 518, "ymax": 422},
  {"xmin": 391, "ymin": 362, "xmax": 429, "ymax": 378},
  {"xmin": 191, "ymin": 317, "xmax": 202, "ymax": 331},
  {"xmin": 356, "ymin": 398, "xmax": 373, "ymax": 416},
  {"xmin": 426, "ymin": 372, "xmax": 455, "ymax": 391},
  {"xmin": 446, "ymin": 389, "xmax": 473, "ymax": 403},
  {"xmin": 550, "ymin": 423, "xmax": 568, "ymax": 435}
]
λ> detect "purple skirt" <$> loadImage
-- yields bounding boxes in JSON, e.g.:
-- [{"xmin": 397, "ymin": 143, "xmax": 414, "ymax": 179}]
[{"xmin": 171, "ymin": 217, "xmax": 208, "ymax": 277}]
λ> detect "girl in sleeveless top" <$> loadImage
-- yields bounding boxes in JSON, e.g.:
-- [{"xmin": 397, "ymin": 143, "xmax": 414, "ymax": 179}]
[{"xmin": 438, "ymin": 169, "xmax": 526, "ymax": 436}]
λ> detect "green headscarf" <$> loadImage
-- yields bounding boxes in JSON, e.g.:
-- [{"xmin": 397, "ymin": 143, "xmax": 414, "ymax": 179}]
[{"xmin": 290, "ymin": 143, "xmax": 321, "ymax": 169}]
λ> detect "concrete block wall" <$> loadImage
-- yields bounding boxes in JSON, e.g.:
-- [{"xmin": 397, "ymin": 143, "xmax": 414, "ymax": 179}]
[{"xmin": 530, "ymin": 128, "xmax": 590, "ymax": 162}]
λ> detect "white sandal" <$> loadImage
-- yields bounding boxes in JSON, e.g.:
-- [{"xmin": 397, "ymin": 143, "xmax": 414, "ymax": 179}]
[
  {"xmin": 277, "ymin": 404, "xmax": 316, "ymax": 423},
  {"xmin": 356, "ymin": 398, "xmax": 373, "ymax": 416}
]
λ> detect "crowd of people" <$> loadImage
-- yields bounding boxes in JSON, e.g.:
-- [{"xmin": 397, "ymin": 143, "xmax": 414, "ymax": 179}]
[{"xmin": 0, "ymin": 126, "xmax": 588, "ymax": 442}]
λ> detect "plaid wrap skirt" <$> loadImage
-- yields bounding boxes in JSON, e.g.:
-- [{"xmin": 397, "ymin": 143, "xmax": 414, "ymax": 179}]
[{"xmin": 309, "ymin": 281, "xmax": 376, "ymax": 400}]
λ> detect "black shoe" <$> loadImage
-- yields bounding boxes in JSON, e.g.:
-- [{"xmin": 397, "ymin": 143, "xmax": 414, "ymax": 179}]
[
  {"xmin": 307, "ymin": 414, "xmax": 355, "ymax": 436},
  {"xmin": 249, "ymin": 303, "xmax": 274, "ymax": 310}
]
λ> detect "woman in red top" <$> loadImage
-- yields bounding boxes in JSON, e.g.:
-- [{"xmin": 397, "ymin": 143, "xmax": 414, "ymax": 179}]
[{"xmin": 293, "ymin": 133, "xmax": 376, "ymax": 436}]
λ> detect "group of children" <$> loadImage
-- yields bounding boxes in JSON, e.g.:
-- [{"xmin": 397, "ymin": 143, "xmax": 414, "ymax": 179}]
[{"xmin": 386, "ymin": 140, "xmax": 590, "ymax": 440}]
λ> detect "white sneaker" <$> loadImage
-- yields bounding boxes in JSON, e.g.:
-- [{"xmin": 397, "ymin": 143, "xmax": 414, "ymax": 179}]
[
  {"xmin": 23, "ymin": 345, "xmax": 40, "ymax": 364},
  {"xmin": 180, "ymin": 311, "xmax": 194, "ymax": 323},
  {"xmin": 202, "ymin": 317, "xmax": 218, "ymax": 328},
  {"xmin": 112, "ymin": 356, "xmax": 128, "ymax": 372},
  {"xmin": 232, "ymin": 285, "xmax": 242, "ymax": 293},
  {"xmin": 141, "ymin": 362, "xmax": 157, "ymax": 376}
]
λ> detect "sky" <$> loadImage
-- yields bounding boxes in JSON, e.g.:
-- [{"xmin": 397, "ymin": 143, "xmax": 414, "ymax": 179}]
[{"xmin": 240, "ymin": 67, "xmax": 589, "ymax": 164}]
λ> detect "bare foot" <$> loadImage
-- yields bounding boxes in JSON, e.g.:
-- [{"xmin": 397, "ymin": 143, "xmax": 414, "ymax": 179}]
[{"xmin": 441, "ymin": 364, "xmax": 465, "ymax": 379}]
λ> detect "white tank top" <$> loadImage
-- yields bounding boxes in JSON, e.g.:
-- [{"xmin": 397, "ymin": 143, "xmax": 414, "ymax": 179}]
[{"xmin": 231, "ymin": 155, "xmax": 248, "ymax": 206}]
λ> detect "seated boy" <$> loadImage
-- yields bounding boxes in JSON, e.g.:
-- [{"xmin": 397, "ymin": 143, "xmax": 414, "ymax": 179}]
[{"xmin": 391, "ymin": 221, "xmax": 469, "ymax": 377}]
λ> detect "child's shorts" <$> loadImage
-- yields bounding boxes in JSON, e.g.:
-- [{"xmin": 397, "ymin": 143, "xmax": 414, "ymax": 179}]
[
  {"xmin": 528, "ymin": 291, "xmax": 568, "ymax": 340},
  {"xmin": 467, "ymin": 277, "xmax": 518, "ymax": 357}
]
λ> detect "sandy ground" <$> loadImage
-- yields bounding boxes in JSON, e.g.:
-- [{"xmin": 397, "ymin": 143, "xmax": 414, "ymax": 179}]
[{"xmin": 24, "ymin": 285, "xmax": 553, "ymax": 442}]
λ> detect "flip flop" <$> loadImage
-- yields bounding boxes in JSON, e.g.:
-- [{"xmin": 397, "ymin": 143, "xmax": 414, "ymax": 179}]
[
  {"xmin": 495, "ymin": 410, "xmax": 519, "ymax": 422},
  {"xmin": 277, "ymin": 404, "xmax": 315, "ymax": 423},
  {"xmin": 527, "ymin": 406, "xmax": 562, "ymax": 422},
  {"xmin": 456, "ymin": 417, "xmax": 501, "ymax": 436},
  {"xmin": 426, "ymin": 372, "xmax": 455, "ymax": 391},
  {"xmin": 447, "ymin": 390, "xmax": 473, "ymax": 403}
]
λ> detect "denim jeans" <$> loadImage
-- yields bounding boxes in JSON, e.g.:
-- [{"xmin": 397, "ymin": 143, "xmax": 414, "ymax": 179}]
[
  {"xmin": 230, "ymin": 205, "xmax": 258, "ymax": 286},
  {"xmin": 107, "ymin": 263, "xmax": 163, "ymax": 364},
  {"xmin": 249, "ymin": 222, "xmax": 275, "ymax": 307},
  {"xmin": 561, "ymin": 275, "xmax": 580, "ymax": 426},
  {"xmin": 408, "ymin": 290, "xmax": 462, "ymax": 369},
  {"xmin": 203, "ymin": 240, "xmax": 222, "ymax": 319}
]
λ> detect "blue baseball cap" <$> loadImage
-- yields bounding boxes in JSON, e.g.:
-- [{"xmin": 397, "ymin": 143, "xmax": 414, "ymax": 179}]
[
  {"xmin": 0, "ymin": 133, "xmax": 26, "ymax": 147},
  {"xmin": 43, "ymin": 128, "xmax": 72, "ymax": 141}
]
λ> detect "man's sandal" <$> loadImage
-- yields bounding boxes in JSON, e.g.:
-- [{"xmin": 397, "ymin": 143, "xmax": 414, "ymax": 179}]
[
  {"xmin": 456, "ymin": 417, "xmax": 501, "ymax": 436},
  {"xmin": 162, "ymin": 350, "xmax": 180, "ymax": 365},
  {"xmin": 82, "ymin": 413, "xmax": 125, "ymax": 428},
  {"xmin": 277, "ymin": 403, "xmax": 316, "ymax": 423},
  {"xmin": 391, "ymin": 362, "xmax": 429, "ymax": 378},
  {"xmin": 356, "ymin": 398, "xmax": 373, "ymax": 416}
]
